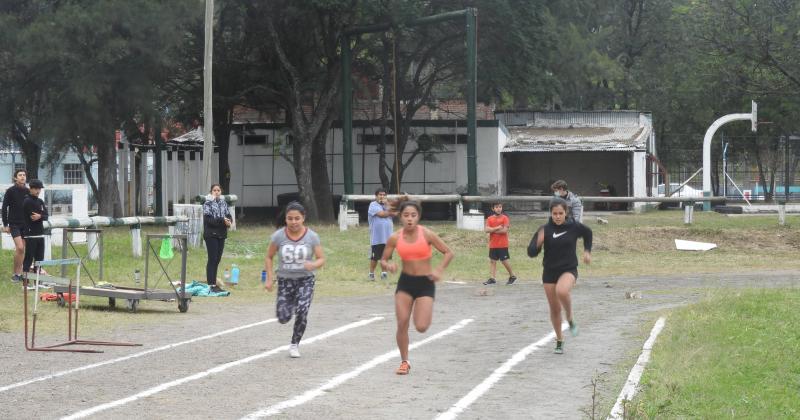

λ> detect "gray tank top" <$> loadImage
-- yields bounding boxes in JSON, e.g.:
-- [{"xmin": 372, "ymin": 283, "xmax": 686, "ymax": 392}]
[{"xmin": 270, "ymin": 227, "xmax": 321, "ymax": 279}]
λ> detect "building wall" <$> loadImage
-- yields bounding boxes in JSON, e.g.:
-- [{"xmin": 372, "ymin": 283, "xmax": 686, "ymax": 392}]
[{"xmin": 227, "ymin": 125, "xmax": 505, "ymax": 208}]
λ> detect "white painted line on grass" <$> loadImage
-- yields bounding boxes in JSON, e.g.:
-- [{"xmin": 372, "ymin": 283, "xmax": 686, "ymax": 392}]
[
  {"xmin": 60, "ymin": 317, "xmax": 383, "ymax": 420},
  {"xmin": 607, "ymin": 316, "xmax": 667, "ymax": 420},
  {"xmin": 241, "ymin": 318, "xmax": 474, "ymax": 419},
  {"xmin": 444, "ymin": 281, "xmax": 466, "ymax": 285},
  {"xmin": 0, "ymin": 318, "xmax": 279, "ymax": 394},
  {"xmin": 435, "ymin": 323, "xmax": 568, "ymax": 420}
]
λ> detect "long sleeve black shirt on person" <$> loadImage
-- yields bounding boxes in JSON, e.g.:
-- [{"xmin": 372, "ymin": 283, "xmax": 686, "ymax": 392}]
[
  {"xmin": 22, "ymin": 195, "xmax": 48, "ymax": 236},
  {"xmin": 2, "ymin": 184, "xmax": 30, "ymax": 226},
  {"xmin": 528, "ymin": 218, "xmax": 593, "ymax": 272}
]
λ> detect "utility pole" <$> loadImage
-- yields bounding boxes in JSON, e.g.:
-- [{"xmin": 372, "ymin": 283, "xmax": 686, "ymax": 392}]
[{"xmin": 202, "ymin": 0, "xmax": 214, "ymax": 190}]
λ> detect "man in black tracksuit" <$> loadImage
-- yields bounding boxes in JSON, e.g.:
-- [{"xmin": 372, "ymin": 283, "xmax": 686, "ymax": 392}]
[
  {"xmin": 2, "ymin": 169, "xmax": 29, "ymax": 281},
  {"xmin": 22, "ymin": 179, "xmax": 48, "ymax": 274}
]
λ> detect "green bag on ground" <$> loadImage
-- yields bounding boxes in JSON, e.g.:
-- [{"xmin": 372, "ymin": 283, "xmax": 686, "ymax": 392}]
[{"xmin": 159, "ymin": 237, "xmax": 174, "ymax": 259}]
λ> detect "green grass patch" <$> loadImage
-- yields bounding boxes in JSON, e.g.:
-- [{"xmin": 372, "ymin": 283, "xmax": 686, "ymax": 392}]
[
  {"xmin": 626, "ymin": 288, "xmax": 800, "ymax": 418},
  {"xmin": 0, "ymin": 210, "xmax": 798, "ymax": 334}
]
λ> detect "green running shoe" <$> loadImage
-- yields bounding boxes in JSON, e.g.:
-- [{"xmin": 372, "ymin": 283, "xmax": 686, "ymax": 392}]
[{"xmin": 569, "ymin": 321, "xmax": 578, "ymax": 337}]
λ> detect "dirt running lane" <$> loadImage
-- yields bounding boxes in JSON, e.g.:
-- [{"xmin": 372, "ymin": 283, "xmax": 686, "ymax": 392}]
[{"xmin": 0, "ymin": 271, "xmax": 797, "ymax": 419}]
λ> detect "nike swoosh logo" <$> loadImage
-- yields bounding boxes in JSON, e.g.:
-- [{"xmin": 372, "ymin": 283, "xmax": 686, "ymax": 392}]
[{"xmin": 553, "ymin": 231, "xmax": 567, "ymax": 238}]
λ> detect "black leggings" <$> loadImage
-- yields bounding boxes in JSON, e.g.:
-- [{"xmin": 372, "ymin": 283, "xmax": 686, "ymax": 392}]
[
  {"xmin": 23, "ymin": 237, "xmax": 44, "ymax": 273},
  {"xmin": 205, "ymin": 236, "xmax": 225, "ymax": 285}
]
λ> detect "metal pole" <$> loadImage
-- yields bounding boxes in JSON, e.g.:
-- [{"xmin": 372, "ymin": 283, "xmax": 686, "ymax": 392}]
[
  {"xmin": 154, "ymin": 120, "xmax": 163, "ymax": 216},
  {"xmin": 722, "ymin": 139, "xmax": 728, "ymax": 198},
  {"xmin": 202, "ymin": 0, "xmax": 215, "ymax": 190},
  {"xmin": 785, "ymin": 136, "xmax": 790, "ymax": 203},
  {"xmin": 466, "ymin": 8, "xmax": 478, "ymax": 196},
  {"xmin": 341, "ymin": 36, "xmax": 353, "ymax": 196},
  {"xmin": 702, "ymin": 101, "xmax": 756, "ymax": 210}
]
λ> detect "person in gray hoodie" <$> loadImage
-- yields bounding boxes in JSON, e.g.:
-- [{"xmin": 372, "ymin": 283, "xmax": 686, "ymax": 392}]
[{"xmin": 551, "ymin": 180, "xmax": 583, "ymax": 223}]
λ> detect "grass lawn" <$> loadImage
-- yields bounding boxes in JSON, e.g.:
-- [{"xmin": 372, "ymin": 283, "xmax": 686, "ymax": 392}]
[
  {"xmin": 625, "ymin": 288, "xmax": 800, "ymax": 418},
  {"xmin": 0, "ymin": 210, "xmax": 798, "ymax": 334}
]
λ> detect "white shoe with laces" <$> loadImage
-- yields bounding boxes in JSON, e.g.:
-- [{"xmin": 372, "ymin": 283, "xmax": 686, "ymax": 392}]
[{"xmin": 289, "ymin": 344, "xmax": 301, "ymax": 358}]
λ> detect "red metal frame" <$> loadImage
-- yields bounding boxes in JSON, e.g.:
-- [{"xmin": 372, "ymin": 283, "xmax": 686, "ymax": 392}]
[{"xmin": 23, "ymin": 267, "xmax": 142, "ymax": 353}]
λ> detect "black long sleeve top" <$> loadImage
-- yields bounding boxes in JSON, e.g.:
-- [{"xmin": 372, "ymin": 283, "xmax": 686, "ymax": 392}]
[
  {"xmin": 2, "ymin": 184, "xmax": 30, "ymax": 226},
  {"xmin": 22, "ymin": 195, "xmax": 48, "ymax": 235},
  {"xmin": 528, "ymin": 218, "xmax": 593, "ymax": 272}
]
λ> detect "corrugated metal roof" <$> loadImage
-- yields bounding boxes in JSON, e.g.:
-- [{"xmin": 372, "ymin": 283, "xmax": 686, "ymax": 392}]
[
  {"xmin": 503, "ymin": 125, "xmax": 649, "ymax": 152},
  {"xmin": 496, "ymin": 110, "xmax": 644, "ymax": 127}
]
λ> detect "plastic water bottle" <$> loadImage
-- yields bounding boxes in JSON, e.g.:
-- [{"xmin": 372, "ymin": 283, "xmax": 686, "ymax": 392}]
[
  {"xmin": 261, "ymin": 270, "xmax": 267, "ymax": 284},
  {"xmin": 231, "ymin": 264, "xmax": 240, "ymax": 286},
  {"xmin": 223, "ymin": 269, "xmax": 230, "ymax": 285}
]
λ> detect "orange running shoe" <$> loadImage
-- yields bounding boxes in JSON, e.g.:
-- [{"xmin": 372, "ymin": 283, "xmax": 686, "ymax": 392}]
[{"xmin": 396, "ymin": 360, "xmax": 411, "ymax": 375}]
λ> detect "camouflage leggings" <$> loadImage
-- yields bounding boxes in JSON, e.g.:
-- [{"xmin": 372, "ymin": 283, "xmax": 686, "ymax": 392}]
[{"xmin": 276, "ymin": 276, "xmax": 316, "ymax": 344}]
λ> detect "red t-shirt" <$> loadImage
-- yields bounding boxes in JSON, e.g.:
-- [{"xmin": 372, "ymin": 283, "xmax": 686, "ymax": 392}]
[{"xmin": 486, "ymin": 214, "xmax": 510, "ymax": 249}]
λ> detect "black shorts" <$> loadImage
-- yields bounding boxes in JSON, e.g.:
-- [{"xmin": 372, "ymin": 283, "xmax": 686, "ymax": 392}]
[
  {"xmin": 9, "ymin": 223, "xmax": 25, "ymax": 239},
  {"xmin": 489, "ymin": 248, "xmax": 510, "ymax": 261},
  {"xmin": 542, "ymin": 268, "xmax": 578, "ymax": 284},
  {"xmin": 370, "ymin": 244, "xmax": 386, "ymax": 261},
  {"xmin": 396, "ymin": 273, "xmax": 436, "ymax": 300}
]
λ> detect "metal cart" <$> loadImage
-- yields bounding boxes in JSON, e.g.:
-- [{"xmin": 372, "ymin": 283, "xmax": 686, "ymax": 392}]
[{"xmin": 53, "ymin": 229, "xmax": 190, "ymax": 313}]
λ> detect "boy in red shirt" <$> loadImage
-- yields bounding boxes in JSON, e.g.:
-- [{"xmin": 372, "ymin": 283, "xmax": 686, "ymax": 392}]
[{"xmin": 483, "ymin": 202, "xmax": 517, "ymax": 285}]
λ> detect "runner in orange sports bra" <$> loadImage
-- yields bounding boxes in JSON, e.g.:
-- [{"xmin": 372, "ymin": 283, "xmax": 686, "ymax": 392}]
[{"xmin": 380, "ymin": 200, "xmax": 454, "ymax": 375}]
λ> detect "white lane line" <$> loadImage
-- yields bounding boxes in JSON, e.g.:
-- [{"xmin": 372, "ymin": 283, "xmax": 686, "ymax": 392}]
[
  {"xmin": 61, "ymin": 317, "xmax": 383, "ymax": 420},
  {"xmin": 435, "ymin": 323, "xmax": 568, "ymax": 420},
  {"xmin": 0, "ymin": 318, "xmax": 279, "ymax": 394},
  {"xmin": 607, "ymin": 316, "xmax": 667, "ymax": 420},
  {"xmin": 241, "ymin": 318, "xmax": 474, "ymax": 419}
]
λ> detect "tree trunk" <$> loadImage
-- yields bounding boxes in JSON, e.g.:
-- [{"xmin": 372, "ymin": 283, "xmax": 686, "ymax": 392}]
[
  {"xmin": 311, "ymin": 126, "xmax": 334, "ymax": 222},
  {"xmin": 96, "ymin": 138, "xmax": 122, "ymax": 217},
  {"xmin": 75, "ymin": 151, "xmax": 99, "ymax": 199},
  {"xmin": 20, "ymin": 142, "xmax": 40, "ymax": 180},
  {"xmin": 11, "ymin": 120, "xmax": 41, "ymax": 179},
  {"xmin": 290, "ymin": 134, "xmax": 319, "ymax": 220},
  {"xmin": 214, "ymin": 106, "xmax": 233, "ymax": 192}
]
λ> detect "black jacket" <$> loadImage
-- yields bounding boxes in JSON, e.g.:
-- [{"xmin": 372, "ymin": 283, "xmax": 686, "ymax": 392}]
[
  {"xmin": 528, "ymin": 218, "xmax": 592, "ymax": 272},
  {"xmin": 22, "ymin": 195, "xmax": 48, "ymax": 235},
  {"xmin": 2, "ymin": 184, "xmax": 30, "ymax": 226}
]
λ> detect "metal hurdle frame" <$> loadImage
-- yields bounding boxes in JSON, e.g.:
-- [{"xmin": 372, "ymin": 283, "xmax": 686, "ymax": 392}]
[{"xmin": 23, "ymin": 258, "xmax": 141, "ymax": 353}]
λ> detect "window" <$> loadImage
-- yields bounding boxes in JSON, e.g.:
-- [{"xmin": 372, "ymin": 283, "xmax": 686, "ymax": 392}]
[
  {"xmin": 63, "ymin": 163, "xmax": 83, "ymax": 184},
  {"xmin": 358, "ymin": 134, "xmax": 394, "ymax": 146},
  {"xmin": 13, "ymin": 163, "xmax": 26, "ymax": 177},
  {"xmin": 237, "ymin": 134, "xmax": 269, "ymax": 145}
]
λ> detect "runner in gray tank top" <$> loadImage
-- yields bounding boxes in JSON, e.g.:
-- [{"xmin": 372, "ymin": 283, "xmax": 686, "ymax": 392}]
[{"xmin": 264, "ymin": 202, "xmax": 326, "ymax": 358}]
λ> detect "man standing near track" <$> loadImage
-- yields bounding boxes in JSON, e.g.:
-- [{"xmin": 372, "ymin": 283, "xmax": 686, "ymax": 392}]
[
  {"xmin": 367, "ymin": 188, "xmax": 395, "ymax": 281},
  {"xmin": 3, "ymin": 169, "xmax": 29, "ymax": 282}
]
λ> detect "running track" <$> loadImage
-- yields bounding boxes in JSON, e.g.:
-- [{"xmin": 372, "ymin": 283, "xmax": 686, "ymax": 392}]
[{"xmin": 0, "ymin": 271, "xmax": 796, "ymax": 419}]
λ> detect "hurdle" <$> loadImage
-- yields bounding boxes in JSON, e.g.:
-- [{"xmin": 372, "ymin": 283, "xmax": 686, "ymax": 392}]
[{"xmin": 23, "ymin": 257, "xmax": 141, "ymax": 353}]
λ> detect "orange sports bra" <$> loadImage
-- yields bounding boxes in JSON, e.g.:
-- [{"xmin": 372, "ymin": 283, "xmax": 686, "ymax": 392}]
[{"xmin": 396, "ymin": 225, "xmax": 432, "ymax": 261}]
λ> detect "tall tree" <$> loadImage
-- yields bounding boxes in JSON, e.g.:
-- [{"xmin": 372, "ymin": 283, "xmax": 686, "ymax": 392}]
[{"xmin": 19, "ymin": 0, "xmax": 196, "ymax": 216}]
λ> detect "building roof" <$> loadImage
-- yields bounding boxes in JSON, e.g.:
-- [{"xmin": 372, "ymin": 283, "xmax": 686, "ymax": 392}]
[{"xmin": 499, "ymin": 111, "xmax": 652, "ymax": 153}]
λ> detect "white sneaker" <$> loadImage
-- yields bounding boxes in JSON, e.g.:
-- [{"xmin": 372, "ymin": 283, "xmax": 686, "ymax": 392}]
[
  {"xmin": 380, "ymin": 272, "xmax": 388, "ymax": 280},
  {"xmin": 368, "ymin": 272, "xmax": 375, "ymax": 281},
  {"xmin": 289, "ymin": 344, "xmax": 301, "ymax": 358}
]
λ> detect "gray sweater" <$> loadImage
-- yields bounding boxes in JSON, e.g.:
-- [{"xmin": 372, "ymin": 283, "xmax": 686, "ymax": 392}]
[{"xmin": 551, "ymin": 191, "xmax": 583, "ymax": 223}]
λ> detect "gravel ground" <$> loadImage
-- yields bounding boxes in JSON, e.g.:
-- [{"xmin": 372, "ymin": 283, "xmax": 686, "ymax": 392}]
[{"xmin": 0, "ymin": 271, "xmax": 798, "ymax": 419}]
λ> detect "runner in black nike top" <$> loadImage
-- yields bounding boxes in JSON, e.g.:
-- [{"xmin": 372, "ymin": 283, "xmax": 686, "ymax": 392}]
[{"xmin": 528, "ymin": 198, "xmax": 592, "ymax": 354}]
